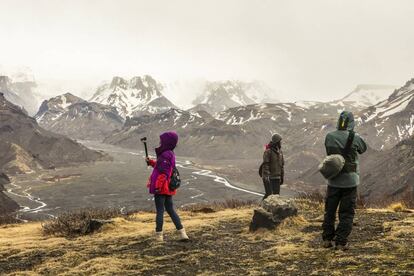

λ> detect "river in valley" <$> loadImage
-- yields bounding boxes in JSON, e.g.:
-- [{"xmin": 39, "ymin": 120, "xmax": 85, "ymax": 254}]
[{"xmin": 5, "ymin": 141, "xmax": 295, "ymax": 221}]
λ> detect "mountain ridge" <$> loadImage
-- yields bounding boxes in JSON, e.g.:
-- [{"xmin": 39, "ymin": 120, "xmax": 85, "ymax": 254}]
[
  {"xmin": 90, "ymin": 75, "xmax": 176, "ymax": 118},
  {"xmin": 36, "ymin": 93, "xmax": 124, "ymax": 140}
]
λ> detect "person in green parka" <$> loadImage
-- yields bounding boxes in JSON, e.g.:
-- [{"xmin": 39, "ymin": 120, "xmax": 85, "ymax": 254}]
[{"xmin": 322, "ymin": 111, "xmax": 367, "ymax": 250}]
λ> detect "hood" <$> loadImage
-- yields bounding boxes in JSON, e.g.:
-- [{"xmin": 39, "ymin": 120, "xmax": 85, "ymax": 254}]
[
  {"xmin": 337, "ymin": 111, "xmax": 355, "ymax": 131},
  {"xmin": 155, "ymin": 131, "xmax": 178, "ymax": 156}
]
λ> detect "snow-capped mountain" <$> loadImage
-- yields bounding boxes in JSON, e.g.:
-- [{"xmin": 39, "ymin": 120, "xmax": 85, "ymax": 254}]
[
  {"xmin": 192, "ymin": 81, "xmax": 256, "ymax": 114},
  {"xmin": 292, "ymin": 84, "xmax": 396, "ymax": 114},
  {"xmin": 242, "ymin": 81, "xmax": 280, "ymax": 104},
  {"xmin": 340, "ymin": 84, "xmax": 397, "ymax": 107},
  {"xmin": 162, "ymin": 79, "xmax": 206, "ymax": 110},
  {"xmin": 90, "ymin": 75, "xmax": 176, "ymax": 119},
  {"xmin": 216, "ymin": 103, "xmax": 303, "ymax": 126},
  {"xmin": 0, "ymin": 75, "xmax": 41, "ymax": 115},
  {"xmin": 215, "ymin": 102, "xmax": 342, "ymax": 128},
  {"xmin": 35, "ymin": 93, "xmax": 85, "ymax": 124},
  {"xmin": 36, "ymin": 93, "xmax": 123, "ymax": 140},
  {"xmin": 357, "ymin": 78, "xmax": 414, "ymax": 150}
]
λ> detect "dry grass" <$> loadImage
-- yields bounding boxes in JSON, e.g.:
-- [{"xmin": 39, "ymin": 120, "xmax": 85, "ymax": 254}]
[
  {"xmin": 0, "ymin": 214, "xmax": 20, "ymax": 225},
  {"xmin": 296, "ymin": 189, "xmax": 413, "ymax": 210},
  {"xmin": 388, "ymin": 202, "xmax": 410, "ymax": 213},
  {"xmin": 0, "ymin": 200, "xmax": 413, "ymax": 275},
  {"xmin": 296, "ymin": 190, "xmax": 325, "ymax": 203},
  {"xmin": 42, "ymin": 208, "xmax": 124, "ymax": 237},
  {"xmin": 180, "ymin": 198, "xmax": 257, "ymax": 213}
]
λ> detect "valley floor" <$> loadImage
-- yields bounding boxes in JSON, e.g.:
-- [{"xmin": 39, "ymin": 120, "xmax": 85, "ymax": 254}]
[{"xmin": 0, "ymin": 200, "xmax": 413, "ymax": 275}]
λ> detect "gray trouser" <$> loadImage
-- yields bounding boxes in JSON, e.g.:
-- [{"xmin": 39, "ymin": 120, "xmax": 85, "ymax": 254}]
[
  {"xmin": 155, "ymin": 194, "xmax": 183, "ymax": 232},
  {"xmin": 263, "ymin": 178, "xmax": 281, "ymax": 200},
  {"xmin": 322, "ymin": 186, "xmax": 357, "ymax": 245}
]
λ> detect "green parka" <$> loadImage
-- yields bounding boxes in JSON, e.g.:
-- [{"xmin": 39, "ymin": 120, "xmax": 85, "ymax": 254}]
[{"xmin": 325, "ymin": 111, "xmax": 367, "ymax": 188}]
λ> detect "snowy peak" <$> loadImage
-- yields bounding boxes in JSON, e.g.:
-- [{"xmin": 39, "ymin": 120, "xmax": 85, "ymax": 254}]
[
  {"xmin": 340, "ymin": 84, "xmax": 397, "ymax": 107},
  {"xmin": 90, "ymin": 75, "xmax": 174, "ymax": 118},
  {"xmin": 35, "ymin": 93, "xmax": 123, "ymax": 140},
  {"xmin": 359, "ymin": 79, "xmax": 414, "ymax": 123},
  {"xmin": 35, "ymin": 93, "xmax": 85, "ymax": 123},
  {"xmin": 193, "ymin": 81, "xmax": 256, "ymax": 114},
  {"xmin": 130, "ymin": 75, "xmax": 162, "ymax": 94},
  {"xmin": 109, "ymin": 76, "xmax": 128, "ymax": 90},
  {"xmin": 215, "ymin": 102, "xmax": 334, "ymax": 126},
  {"xmin": 242, "ymin": 81, "xmax": 279, "ymax": 104},
  {"xmin": 38, "ymin": 93, "xmax": 84, "ymax": 113},
  {"xmin": 355, "ymin": 78, "xmax": 414, "ymax": 150}
]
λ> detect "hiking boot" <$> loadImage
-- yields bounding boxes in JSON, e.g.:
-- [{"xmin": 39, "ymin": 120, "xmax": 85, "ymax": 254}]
[
  {"xmin": 322, "ymin": 240, "xmax": 333, "ymax": 248},
  {"xmin": 177, "ymin": 228, "xmax": 190, "ymax": 241},
  {"xmin": 155, "ymin": 231, "xmax": 164, "ymax": 242},
  {"xmin": 335, "ymin": 243, "xmax": 349, "ymax": 251}
]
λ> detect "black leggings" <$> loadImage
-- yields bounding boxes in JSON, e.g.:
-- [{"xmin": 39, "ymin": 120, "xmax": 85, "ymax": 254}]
[
  {"xmin": 154, "ymin": 194, "xmax": 183, "ymax": 232},
  {"xmin": 263, "ymin": 178, "xmax": 281, "ymax": 200}
]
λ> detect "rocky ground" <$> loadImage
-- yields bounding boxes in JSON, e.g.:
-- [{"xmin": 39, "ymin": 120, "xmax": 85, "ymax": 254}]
[{"xmin": 0, "ymin": 199, "xmax": 412, "ymax": 275}]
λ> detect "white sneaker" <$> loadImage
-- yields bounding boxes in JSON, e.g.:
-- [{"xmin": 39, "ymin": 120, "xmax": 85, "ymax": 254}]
[
  {"xmin": 178, "ymin": 228, "xmax": 189, "ymax": 241},
  {"xmin": 155, "ymin": 231, "xmax": 164, "ymax": 242}
]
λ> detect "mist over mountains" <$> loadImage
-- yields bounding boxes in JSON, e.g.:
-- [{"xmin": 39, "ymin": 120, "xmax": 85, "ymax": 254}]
[{"xmin": 1, "ymin": 67, "xmax": 413, "ymax": 206}]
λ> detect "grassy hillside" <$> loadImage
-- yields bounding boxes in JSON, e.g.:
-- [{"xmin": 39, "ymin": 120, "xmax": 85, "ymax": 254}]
[{"xmin": 0, "ymin": 200, "xmax": 413, "ymax": 275}]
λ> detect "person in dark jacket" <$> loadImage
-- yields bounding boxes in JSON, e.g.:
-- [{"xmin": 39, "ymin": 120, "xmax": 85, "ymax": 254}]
[
  {"xmin": 262, "ymin": 133, "xmax": 285, "ymax": 199},
  {"xmin": 322, "ymin": 111, "xmax": 367, "ymax": 250},
  {"xmin": 146, "ymin": 131, "xmax": 189, "ymax": 242}
]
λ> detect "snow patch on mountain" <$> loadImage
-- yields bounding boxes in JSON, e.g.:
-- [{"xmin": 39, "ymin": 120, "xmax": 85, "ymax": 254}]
[
  {"xmin": 242, "ymin": 81, "xmax": 280, "ymax": 104},
  {"xmin": 90, "ymin": 75, "xmax": 176, "ymax": 118},
  {"xmin": 192, "ymin": 81, "xmax": 256, "ymax": 114},
  {"xmin": 341, "ymin": 84, "xmax": 397, "ymax": 107},
  {"xmin": 35, "ymin": 93, "xmax": 85, "ymax": 123},
  {"xmin": 361, "ymin": 81, "xmax": 414, "ymax": 123}
]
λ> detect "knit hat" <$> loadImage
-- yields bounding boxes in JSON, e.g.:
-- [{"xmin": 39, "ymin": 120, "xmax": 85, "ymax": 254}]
[{"xmin": 271, "ymin": 133, "xmax": 282, "ymax": 143}]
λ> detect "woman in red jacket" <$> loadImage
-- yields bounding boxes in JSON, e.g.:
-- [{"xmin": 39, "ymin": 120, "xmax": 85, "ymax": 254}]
[{"xmin": 146, "ymin": 131, "xmax": 189, "ymax": 242}]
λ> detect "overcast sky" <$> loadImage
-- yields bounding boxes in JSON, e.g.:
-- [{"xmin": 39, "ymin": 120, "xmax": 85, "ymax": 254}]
[{"xmin": 1, "ymin": 0, "xmax": 414, "ymax": 103}]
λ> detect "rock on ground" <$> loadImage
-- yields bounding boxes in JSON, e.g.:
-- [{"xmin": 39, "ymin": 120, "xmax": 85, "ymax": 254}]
[{"xmin": 250, "ymin": 195, "xmax": 298, "ymax": 231}]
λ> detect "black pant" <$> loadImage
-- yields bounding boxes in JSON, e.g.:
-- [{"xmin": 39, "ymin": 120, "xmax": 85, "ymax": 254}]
[
  {"xmin": 263, "ymin": 178, "xmax": 281, "ymax": 200},
  {"xmin": 322, "ymin": 186, "xmax": 357, "ymax": 245},
  {"xmin": 154, "ymin": 194, "xmax": 183, "ymax": 232}
]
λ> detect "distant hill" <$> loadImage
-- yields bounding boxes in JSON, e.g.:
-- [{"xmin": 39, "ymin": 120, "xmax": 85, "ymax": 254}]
[
  {"xmin": 36, "ymin": 93, "xmax": 124, "ymax": 140},
  {"xmin": 0, "ymin": 92, "xmax": 107, "ymax": 175}
]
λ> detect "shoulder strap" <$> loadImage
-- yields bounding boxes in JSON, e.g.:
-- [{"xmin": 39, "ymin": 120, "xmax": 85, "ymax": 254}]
[{"xmin": 342, "ymin": 130, "xmax": 355, "ymax": 155}]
